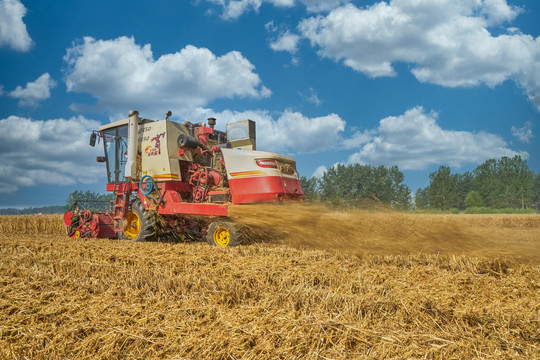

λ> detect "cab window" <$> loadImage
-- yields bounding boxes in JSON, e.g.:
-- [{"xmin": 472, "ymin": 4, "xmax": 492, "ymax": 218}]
[{"xmin": 102, "ymin": 125, "xmax": 128, "ymax": 183}]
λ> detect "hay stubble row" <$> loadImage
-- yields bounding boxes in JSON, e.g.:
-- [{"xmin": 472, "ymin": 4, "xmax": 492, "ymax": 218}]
[{"xmin": 0, "ymin": 206, "xmax": 539, "ymax": 359}]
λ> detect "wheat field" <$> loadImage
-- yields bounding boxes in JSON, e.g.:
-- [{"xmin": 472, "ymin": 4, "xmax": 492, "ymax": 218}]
[{"xmin": 0, "ymin": 205, "xmax": 539, "ymax": 359}]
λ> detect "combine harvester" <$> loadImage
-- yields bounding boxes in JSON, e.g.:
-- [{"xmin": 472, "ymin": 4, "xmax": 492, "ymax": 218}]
[{"xmin": 64, "ymin": 111, "xmax": 303, "ymax": 246}]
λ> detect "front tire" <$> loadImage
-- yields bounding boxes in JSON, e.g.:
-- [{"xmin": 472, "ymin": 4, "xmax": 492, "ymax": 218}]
[
  {"xmin": 122, "ymin": 200, "xmax": 156, "ymax": 242},
  {"xmin": 206, "ymin": 220, "xmax": 241, "ymax": 247}
]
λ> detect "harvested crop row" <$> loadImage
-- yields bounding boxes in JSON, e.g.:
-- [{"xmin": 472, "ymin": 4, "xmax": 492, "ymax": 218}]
[
  {"xmin": 2, "ymin": 206, "xmax": 539, "ymax": 262},
  {"xmin": 0, "ymin": 215, "xmax": 64, "ymax": 235},
  {"xmin": 0, "ymin": 231, "xmax": 539, "ymax": 359}
]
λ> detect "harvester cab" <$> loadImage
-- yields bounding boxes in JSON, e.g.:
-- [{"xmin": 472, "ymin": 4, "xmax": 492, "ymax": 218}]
[{"xmin": 64, "ymin": 110, "xmax": 303, "ymax": 246}]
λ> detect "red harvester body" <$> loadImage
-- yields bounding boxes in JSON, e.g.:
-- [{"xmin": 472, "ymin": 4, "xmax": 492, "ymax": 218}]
[{"xmin": 64, "ymin": 110, "xmax": 303, "ymax": 246}]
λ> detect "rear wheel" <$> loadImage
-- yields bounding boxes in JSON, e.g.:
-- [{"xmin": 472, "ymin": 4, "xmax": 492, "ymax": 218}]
[
  {"xmin": 122, "ymin": 200, "xmax": 156, "ymax": 242},
  {"xmin": 206, "ymin": 220, "xmax": 241, "ymax": 247}
]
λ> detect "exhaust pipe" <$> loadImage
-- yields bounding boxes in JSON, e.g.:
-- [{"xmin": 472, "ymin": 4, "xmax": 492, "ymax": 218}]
[
  {"xmin": 177, "ymin": 133, "xmax": 208, "ymax": 150},
  {"xmin": 125, "ymin": 110, "xmax": 140, "ymax": 179}
]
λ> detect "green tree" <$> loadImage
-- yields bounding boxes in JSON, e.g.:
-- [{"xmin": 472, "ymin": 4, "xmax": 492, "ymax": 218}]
[
  {"xmin": 497, "ymin": 156, "xmax": 534, "ymax": 208},
  {"xmin": 427, "ymin": 166, "xmax": 458, "ymax": 210},
  {"xmin": 473, "ymin": 159, "xmax": 498, "ymax": 207},
  {"xmin": 415, "ymin": 187, "xmax": 429, "ymax": 209},
  {"xmin": 318, "ymin": 164, "xmax": 354, "ymax": 201},
  {"xmin": 299, "ymin": 176, "xmax": 319, "ymax": 200},
  {"xmin": 65, "ymin": 190, "xmax": 114, "ymax": 211},
  {"xmin": 532, "ymin": 172, "xmax": 540, "ymax": 210},
  {"xmin": 474, "ymin": 156, "xmax": 534, "ymax": 209},
  {"xmin": 511, "ymin": 157, "xmax": 534, "ymax": 209},
  {"xmin": 317, "ymin": 163, "xmax": 410, "ymax": 208},
  {"xmin": 465, "ymin": 190, "xmax": 484, "ymax": 208},
  {"xmin": 385, "ymin": 165, "xmax": 412, "ymax": 208},
  {"xmin": 455, "ymin": 172, "xmax": 474, "ymax": 210}
]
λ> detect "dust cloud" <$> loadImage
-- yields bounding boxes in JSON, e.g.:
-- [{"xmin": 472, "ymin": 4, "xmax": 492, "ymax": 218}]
[{"xmin": 229, "ymin": 203, "xmax": 540, "ymax": 263}]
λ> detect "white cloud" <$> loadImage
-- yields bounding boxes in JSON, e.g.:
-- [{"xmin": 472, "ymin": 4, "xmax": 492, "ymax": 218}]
[
  {"xmin": 342, "ymin": 129, "xmax": 373, "ymax": 149},
  {"xmin": 312, "ymin": 165, "xmax": 327, "ymax": 178},
  {"xmin": 63, "ymin": 36, "xmax": 271, "ymax": 119},
  {"xmin": 347, "ymin": 107, "xmax": 527, "ymax": 170},
  {"xmin": 511, "ymin": 121, "xmax": 533, "ymax": 143},
  {"xmin": 206, "ymin": 0, "xmax": 294, "ymax": 20},
  {"xmin": 298, "ymin": 1, "xmax": 540, "ymax": 111},
  {"xmin": 183, "ymin": 107, "xmax": 345, "ymax": 154},
  {"xmin": 8, "ymin": 73, "xmax": 57, "ymax": 106},
  {"xmin": 0, "ymin": 0, "xmax": 33, "ymax": 51},
  {"xmin": 513, "ymin": 41, "xmax": 540, "ymax": 112},
  {"xmin": 299, "ymin": 87, "xmax": 322, "ymax": 105},
  {"xmin": 266, "ymin": 21, "xmax": 302, "ymax": 64},
  {"xmin": 269, "ymin": 30, "xmax": 301, "ymax": 53},
  {"xmin": 256, "ymin": 110, "xmax": 345, "ymax": 153},
  {"xmin": 299, "ymin": 0, "xmax": 349, "ymax": 12},
  {"xmin": 205, "ymin": 0, "xmax": 347, "ymax": 19},
  {"xmin": 0, "ymin": 115, "xmax": 103, "ymax": 193},
  {"xmin": 480, "ymin": 0, "xmax": 522, "ymax": 25}
]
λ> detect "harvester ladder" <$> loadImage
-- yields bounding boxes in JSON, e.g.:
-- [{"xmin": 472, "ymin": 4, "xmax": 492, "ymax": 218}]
[{"xmin": 113, "ymin": 183, "xmax": 131, "ymax": 222}]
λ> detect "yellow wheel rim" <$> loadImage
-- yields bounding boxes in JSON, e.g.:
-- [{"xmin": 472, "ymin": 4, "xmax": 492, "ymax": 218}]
[
  {"xmin": 213, "ymin": 226, "xmax": 230, "ymax": 247},
  {"xmin": 74, "ymin": 230, "xmax": 81, "ymax": 239},
  {"xmin": 124, "ymin": 211, "xmax": 140, "ymax": 239}
]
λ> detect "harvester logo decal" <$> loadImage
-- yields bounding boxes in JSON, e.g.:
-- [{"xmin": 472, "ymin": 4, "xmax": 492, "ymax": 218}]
[{"xmin": 145, "ymin": 132, "xmax": 165, "ymax": 156}]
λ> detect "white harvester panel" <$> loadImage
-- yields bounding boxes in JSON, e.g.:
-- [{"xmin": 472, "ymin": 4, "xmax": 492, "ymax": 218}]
[
  {"xmin": 220, "ymin": 148, "xmax": 302, "ymax": 204},
  {"xmin": 221, "ymin": 148, "xmax": 297, "ymax": 180},
  {"xmin": 140, "ymin": 120, "xmax": 192, "ymax": 181}
]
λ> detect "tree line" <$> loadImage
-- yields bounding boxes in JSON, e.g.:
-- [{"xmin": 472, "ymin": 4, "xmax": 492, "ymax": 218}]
[
  {"xmin": 0, "ymin": 205, "xmax": 66, "ymax": 215},
  {"xmin": 300, "ymin": 163, "xmax": 412, "ymax": 209},
  {"xmin": 65, "ymin": 190, "xmax": 115, "ymax": 212},
  {"xmin": 0, "ymin": 190, "xmax": 114, "ymax": 215},
  {"xmin": 300, "ymin": 156, "xmax": 540, "ymax": 212},
  {"xmin": 415, "ymin": 156, "xmax": 540, "ymax": 211},
  {"xmin": 2, "ymin": 156, "xmax": 538, "ymax": 214}
]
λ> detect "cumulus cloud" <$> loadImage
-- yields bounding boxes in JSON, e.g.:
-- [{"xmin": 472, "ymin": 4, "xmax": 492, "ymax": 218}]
[
  {"xmin": 511, "ymin": 121, "xmax": 533, "ymax": 143},
  {"xmin": 205, "ymin": 0, "xmax": 294, "ymax": 20},
  {"xmin": 342, "ymin": 129, "xmax": 373, "ymax": 149},
  {"xmin": 513, "ymin": 45, "xmax": 540, "ymax": 112},
  {"xmin": 8, "ymin": 73, "xmax": 57, "ymax": 106},
  {"xmin": 205, "ymin": 0, "xmax": 348, "ymax": 19},
  {"xmin": 0, "ymin": 116, "xmax": 103, "ymax": 193},
  {"xmin": 183, "ymin": 107, "xmax": 346, "ymax": 154},
  {"xmin": 347, "ymin": 107, "xmax": 527, "ymax": 170},
  {"xmin": 299, "ymin": 0, "xmax": 349, "ymax": 12},
  {"xmin": 298, "ymin": 1, "xmax": 540, "ymax": 111},
  {"xmin": 0, "ymin": 0, "xmax": 33, "ymax": 51},
  {"xmin": 269, "ymin": 30, "xmax": 301, "ymax": 53},
  {"xmin": 299, "ymin": 87, "xmax": 322, "ymax": 105},
  {"xmin": 63, "ymin": 36, "xmax": 270, "ymax": 118},
  {"xmin": 266, "ymin": 21, "xmax": 302, "ymax": 64},
  {"xmin": 480, "ymin": 0, "xmax": 523, "ymax": 25}
]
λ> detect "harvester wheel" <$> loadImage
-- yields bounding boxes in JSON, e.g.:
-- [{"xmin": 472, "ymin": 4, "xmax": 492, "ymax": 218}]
[
  {"xmin": 122, "ymin": 200, "xmax": 156, "ymax": 242},
  {"xmin": 206, "ymin": 220, "xmax": 241, "ymax": 247}
]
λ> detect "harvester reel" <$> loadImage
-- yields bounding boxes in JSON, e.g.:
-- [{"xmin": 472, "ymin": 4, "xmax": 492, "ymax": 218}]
[
  {"xmin": 122, "ymin": 200, "xmax": 156, "ymax": 242},
  {"xmin": 206, "ymin": 220, "xmax": 241, "ymax": 247},
  {"xmin": 83, "ymin": 209, "xmax": 92, "ymax": 220}
]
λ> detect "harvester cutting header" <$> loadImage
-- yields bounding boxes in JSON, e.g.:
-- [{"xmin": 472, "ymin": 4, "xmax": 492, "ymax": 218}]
[{"xmin": 64, "ymin": 110, "xmax": 303, "ymax": 246}]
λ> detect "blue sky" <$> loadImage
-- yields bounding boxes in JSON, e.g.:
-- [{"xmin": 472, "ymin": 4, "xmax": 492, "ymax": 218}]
[{"xmin": 0, "ymin": 0, "xmax": 539, "ymax": 207}]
